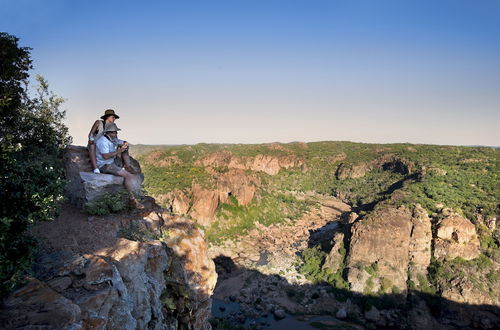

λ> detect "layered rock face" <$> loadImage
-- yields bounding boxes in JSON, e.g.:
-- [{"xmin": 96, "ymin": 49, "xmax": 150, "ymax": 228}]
[
  {"xmin": 196, "ymin": 150, "xmax": 306, "ymax": 175},
  {"xmin": 157, "ymin": 169, "xmax": 259, "ymax": 226},
  {"xmin": 0, "ymin": 208, "xmax": 217, "ymax": 330},
  {"xmin": 64, "ymin": 145, "xmax": 143, "ymax": 207},
  {"xmin": 346, "ymin": 205, "xmax": 432, "ymax": 295}
]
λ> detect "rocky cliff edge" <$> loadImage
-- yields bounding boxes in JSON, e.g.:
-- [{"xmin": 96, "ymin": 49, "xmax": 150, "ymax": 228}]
[{"xmin": 0, "ymin": 146, "xmax": 217, "ymax": 330}]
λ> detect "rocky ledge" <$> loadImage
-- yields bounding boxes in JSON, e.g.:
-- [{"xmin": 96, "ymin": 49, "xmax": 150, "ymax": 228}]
[
  {"xmin": 63, "ymin": 145, "xmax": 144, "ymax": 207},
  {"xmin": 0, "ymin": 205, "xmax": 217, "ymax": 330}
]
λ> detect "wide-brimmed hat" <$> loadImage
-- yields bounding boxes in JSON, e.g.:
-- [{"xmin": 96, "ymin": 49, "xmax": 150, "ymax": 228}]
[
  {"xmin": 101, "ymin": 109, "xmax": 120, "ymax": 120},
  {"xmin": 104, "ymin": 122, "xmax": 121, "ymax": 133}
]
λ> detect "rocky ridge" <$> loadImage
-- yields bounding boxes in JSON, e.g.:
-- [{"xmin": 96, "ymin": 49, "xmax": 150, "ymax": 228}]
[{"xmin": 0, "ymin": 146, "xmax": 217, "ymax": 330}]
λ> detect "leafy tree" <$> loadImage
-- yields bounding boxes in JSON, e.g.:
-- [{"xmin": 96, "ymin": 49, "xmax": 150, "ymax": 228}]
[{"xmin": 0, "ymin": 32, "xmax": 71, "ymax": 294}]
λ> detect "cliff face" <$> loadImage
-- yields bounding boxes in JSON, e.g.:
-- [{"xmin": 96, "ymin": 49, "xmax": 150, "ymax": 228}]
[
  {"xmin": 346, "ymin": 205, "xmax": 432, "ymax": 295},
  {"xmin": 1, "ymin": 207, "xmax": 217, "ymax": 330},
  {"xmin": 0, "ymin": 146, "xmax": 217, "ymax": 330}
]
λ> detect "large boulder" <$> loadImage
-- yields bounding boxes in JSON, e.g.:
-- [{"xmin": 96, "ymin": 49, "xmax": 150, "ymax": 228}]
[
  {"xmin": 189, "ymin": 184, "xmax": 219, "ymax": 227},
  {"xmin": 64, "ymin": 145, "xmax": 143, "ymax": 207},
  {"xmin": 216, "ymin": 169, "xmax": 259, "ymax": 206},
  {"xmin": 346, "ymin": 204, "xmax": 432, "ymax": 295},
  {"xmin": 434, "ymin": 215, "xmax": 480, "ymax": 261},
  {"xmin": 0, "ymin": 278, "xmax": 82, "ymax": 329}
]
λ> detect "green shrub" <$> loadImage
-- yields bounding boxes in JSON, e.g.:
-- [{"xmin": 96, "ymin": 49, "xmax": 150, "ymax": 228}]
[
  {"xmin": 379, "ymin": 277, "xmax": 393, "ymax": 294},
  {"xmin": 1, "ymin": 33, "xmax": 71, "ymax": 294},
  {"xmin": 363, "ymin": 277, "xmax": 375, "ymax": 294},
  {"xmin": 119, "ymin": 223, "xmax": 160, "ymax": 242},
  {"xmin": 364, "ymin": 262, "xmax": 378, "ymax": 276},
  {"xmin": 298, "ymin": 245, "xmax": 349, "ymax": 291},
  {"xmin": 84, "ymin": 192, "xmax": 129, "ymax": 216}
]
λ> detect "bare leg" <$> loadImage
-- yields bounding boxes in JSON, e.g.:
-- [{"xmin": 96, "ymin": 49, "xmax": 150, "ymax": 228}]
[
  {"xmin": 116, "ymin": 168, "xmax": 144, "ymax": 208},
  {"xmin": 116, "ymin": 169, "xmax": 134, "ymax": 192},
  {"xmin": 121, "ymin": 150, "xmax": 131, "ymax": 166},
  {"xmin": 88, "ymin": 143, "xmax": 98, "ymax": 170},
  {"xmin": 121, "ymin": 150, "xmax": 137, "ymax": 173}
]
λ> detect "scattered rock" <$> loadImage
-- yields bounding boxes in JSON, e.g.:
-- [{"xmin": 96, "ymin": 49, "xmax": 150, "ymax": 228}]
[
  {"xmin": 336, "ymin": 308, "xmax": 347, "ymax": 319},
  {"xmin": 273, "ymin": 309, "xmax": 286, "ymax": 320},
  {"xmin": 364, "ymin": 306, "xmax": 380, "ymax": 322}
]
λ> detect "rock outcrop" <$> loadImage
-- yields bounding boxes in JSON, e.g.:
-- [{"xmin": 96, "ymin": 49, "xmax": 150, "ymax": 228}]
[
  {"xmin": 64, "ymin": 145, "xmax": 143, "ymax": 207},
  {"xmin": 1, "ymin": 207, "xmax": 217, "ymax": 330},
  {"xmin": 196, "ymin": 150, "xmax": 306, "ymax": 176},
  {"xmin": 216, "ymin": 169, "xmax": 259, "ymax": 206},
  {"xmin": 346, "ymin": 204, "xmax": 432, "ymax": 295},
  {"xmin": 322, "ymin": 232, "xmax": 346, "ymax": 273},
  {"xmin": 1, "ymin": 146, "xmax": 216, "ymax": 330},
  {"xmin": 407, "ymin": 206, "xmax": 433, "ymax": 286},
  {"xmin": 157, "ymin": 169, "xmax": 259, "ymax": 227},
  {"xmin": 336, "ymin": 154, "xmax": 413, "ymax": 180},
  {"xmin": 434, "ymin": 214, "xmax": 481, "ymax": 261},
  {"xmin": 189, "ymin": 184, "xmax": 220, "ymax": 227}
]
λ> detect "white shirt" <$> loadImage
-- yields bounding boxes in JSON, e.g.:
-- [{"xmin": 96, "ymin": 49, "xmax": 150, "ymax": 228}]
[{"xmin": 96, "ymin": 135, "xmax": 124, "ymax": 167}]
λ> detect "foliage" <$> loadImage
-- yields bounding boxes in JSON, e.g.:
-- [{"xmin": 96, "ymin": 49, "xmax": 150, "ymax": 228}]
[
  {"xmin": 298, "ymin": 245, "xmax": 349, "ymax": 291},
  {"xmin": 210, "ymin": 317, "xmax": 245, "ymax": 330},
  {"xmin": 136, "ymin": 135, "xmax": 499, "ymax": 300},
  {"xmin": 364, "ymin": 262, "xmax": 378, "ymax": 276},
  {"xmin": 119, "ymin": 223, "xmax": 161, "ymax": 242},
  {"xmin": 0, "ymin": 33, "xmax": 71, "ymax": 295},
  {"xmin": 84, "ymin": 192, "xmax": 129, "ymax": 216},
  {"xmin": 428, "ymin": 254, "xmax": 498, "ymax": 299},
  {"xmin": 141, "ymin": 162, "xmax": 214, "ymax": 194},
  {"xmin": 206, "ymin": 192, "xmax": 312, "ymax": 243}
]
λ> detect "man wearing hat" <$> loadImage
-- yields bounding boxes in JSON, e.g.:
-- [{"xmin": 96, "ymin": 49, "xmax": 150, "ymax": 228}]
[
  {"xmin": 87, "ymin": 109, "xmax": 120, "ymax": 174},
  {"xmin": 95, "ymin": 122, "xmax": 144, "ymax": 209}
]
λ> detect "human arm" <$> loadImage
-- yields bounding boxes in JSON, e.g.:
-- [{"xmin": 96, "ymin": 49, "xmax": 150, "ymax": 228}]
[
  {"xmin": 101, "ymin": 145, "xmax": 128, "ymax": 159},
  {"xmin": 96, "ymin": 137, "xmax": 127, "ymax": 160},
  {"xmin": 87, "ymin": 120, "xmax": 101, "ymax": 143}
]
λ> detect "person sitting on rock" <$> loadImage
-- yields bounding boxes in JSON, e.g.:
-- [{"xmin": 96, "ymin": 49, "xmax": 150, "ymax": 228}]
[
  {"xmin": 87, "ymin": 109, "xmax": 120, "ymax": 174},
  {"xmin": 95, "ymin": 122, "xmax": 144, "ymax": 209}
]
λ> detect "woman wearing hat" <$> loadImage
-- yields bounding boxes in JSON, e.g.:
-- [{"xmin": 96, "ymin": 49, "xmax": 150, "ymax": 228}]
[{"xmin": 87, "ymin": 109, "xmax": 119, "ymax": 173}]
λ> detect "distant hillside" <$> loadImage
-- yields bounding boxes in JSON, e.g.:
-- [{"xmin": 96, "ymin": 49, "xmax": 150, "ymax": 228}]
[
  {"xmin": 136, "ymin": 141, "xmax": 498, "ymax": 229},
  {"xmin": 135, "ymin": 141, "xmax": 499, "ymax": 328}
]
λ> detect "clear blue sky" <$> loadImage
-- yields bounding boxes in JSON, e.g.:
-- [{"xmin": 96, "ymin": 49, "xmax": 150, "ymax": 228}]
[{"xmin": 2, "ymin": 0, "xmax": 499, "ymax": 146}]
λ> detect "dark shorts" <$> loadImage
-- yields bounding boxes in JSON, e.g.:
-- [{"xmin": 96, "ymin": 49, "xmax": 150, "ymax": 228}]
[{"xmin": 99, "ymin": 161, "xmax": 123, "ymax": 175}]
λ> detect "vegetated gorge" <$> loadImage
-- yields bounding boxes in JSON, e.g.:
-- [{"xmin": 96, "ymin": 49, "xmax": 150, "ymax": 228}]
[
  {"xmin": 2, "ymin": 141, "xmax": 498, "ymax": 330},
  {"xmin": 130, "ymin": 141, "xmax": 499, "ymax": 329}
]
